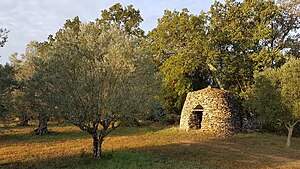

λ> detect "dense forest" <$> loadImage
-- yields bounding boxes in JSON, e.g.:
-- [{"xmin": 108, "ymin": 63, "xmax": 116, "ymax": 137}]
[{"xmin": 0, "ymin": 0, "xmax": 299, "ymax": 159}]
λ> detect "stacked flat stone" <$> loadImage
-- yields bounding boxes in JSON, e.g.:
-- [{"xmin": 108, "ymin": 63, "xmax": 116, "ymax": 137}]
[{"xmin": 179, "ymin": 86, "xmax": 242, "ymax": 135}]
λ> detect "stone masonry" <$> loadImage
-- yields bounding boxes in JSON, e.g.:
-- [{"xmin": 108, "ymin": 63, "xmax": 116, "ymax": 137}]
[{"xmin": 179, "ymin": 86, "xmax": 242, "ymax": 135}]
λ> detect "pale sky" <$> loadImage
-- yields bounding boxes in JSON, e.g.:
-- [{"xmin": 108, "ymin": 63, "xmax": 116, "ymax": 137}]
[{"xmin": 0, "ymin": 0, "xmax": 223, "ymax": 64}]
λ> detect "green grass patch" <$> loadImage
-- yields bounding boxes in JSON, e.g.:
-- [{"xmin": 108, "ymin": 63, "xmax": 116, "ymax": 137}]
[{"xmin": 1, "ymin": 124, "xmax": 300, "ymax": 169}]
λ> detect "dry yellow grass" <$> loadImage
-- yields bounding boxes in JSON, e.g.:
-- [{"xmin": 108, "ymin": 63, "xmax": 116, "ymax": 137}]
[{"xmin": 1, "ymin": 124, "xmax": 300, "ymax": 169}]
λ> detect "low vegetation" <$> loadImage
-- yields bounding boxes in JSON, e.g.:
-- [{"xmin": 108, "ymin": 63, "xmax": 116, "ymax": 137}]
[
  {"xmin": 1, "ymin": 124, "xmax": 300, "ymax": 169},
  {"xmin": 247, "ymin": 58, "xmax": 300, "ymax": 147}
]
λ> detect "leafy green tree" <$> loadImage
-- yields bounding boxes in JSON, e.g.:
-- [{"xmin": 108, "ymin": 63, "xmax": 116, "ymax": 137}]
[
  {"xmin": 148, "ymin": 9, "xmax": 210, "ymax": 114},
  {"xmin": 40, "ymin": 18, "xmax": 159, "ymax": 158},
  {"xmin": 248, "ymin": 58, "xmax": 300, "ymax": 147},
  {"xmin": 279, "ymin": 58, "xmax": 300, "ymax": 147},
  {"xmin": 98, "ymin": 3, "xmax": 144, "ymax": 37},
  {"xmin": 206, "ymin": 0, "xmax": 294, "ymax": 92}
]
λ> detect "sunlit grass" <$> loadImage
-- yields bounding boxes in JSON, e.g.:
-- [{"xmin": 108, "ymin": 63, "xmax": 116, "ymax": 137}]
[{"xmin": 1, "ymin": 124, "xmax": 300, "ymax": 169}]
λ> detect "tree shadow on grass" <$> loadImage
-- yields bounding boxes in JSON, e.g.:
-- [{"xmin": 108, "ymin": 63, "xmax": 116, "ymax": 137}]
[
  {"xmin": 2, "ymin": 134, "xmax": 300, "ymax": 169},
  {"xmin": 109, "ymin": 125, "xmax": 166, "ymax": 137},
  {"xmin": 142, "ymin": 141, "xmax": 300, "ymax": 169},
  {"xmin": 0, "ymin": 148, "xmax": 212, "ymax": 169},
  {"xmin": 0, "ymin": 125, "xmax": 166, "ymax": 147},
  {"xmin": 0, "ymin": 130, "xmax": 90, "ymax": 146}
]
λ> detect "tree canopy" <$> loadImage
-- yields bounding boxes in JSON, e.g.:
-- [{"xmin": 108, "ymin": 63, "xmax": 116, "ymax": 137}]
[{"xmin": 147, "ymin": 0, "xmax": 300, "ymax": 114}]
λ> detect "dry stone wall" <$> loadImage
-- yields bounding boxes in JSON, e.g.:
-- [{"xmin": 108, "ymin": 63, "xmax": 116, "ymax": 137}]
[{"xmin": 179, "ymin": 87, "xmax": 242, "ymax": 135}]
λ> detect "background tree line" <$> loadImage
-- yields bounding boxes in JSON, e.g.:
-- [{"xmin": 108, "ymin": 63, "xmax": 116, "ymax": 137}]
[{"xmin": 148, "ymin": 0, "xmax": 299, "ymax": 115}]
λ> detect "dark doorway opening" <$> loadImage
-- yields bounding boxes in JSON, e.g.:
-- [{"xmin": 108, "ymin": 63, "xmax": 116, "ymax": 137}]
[{"xmin": 188, "ymin": 105, "xmax": 203, "ymax": 129}]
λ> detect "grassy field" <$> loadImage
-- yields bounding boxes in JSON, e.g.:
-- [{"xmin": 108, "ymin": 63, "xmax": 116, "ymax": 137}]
[{"xmin": 1, "ymin": 123, "xmax": 300, "ymax": 169}]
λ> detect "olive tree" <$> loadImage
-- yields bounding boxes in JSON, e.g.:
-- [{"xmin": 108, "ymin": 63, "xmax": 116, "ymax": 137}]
[
  {"xmin": 279, "ymin": 58, "xmax": 300, "ymax": 147},
  {"xmin": 0, "ymin": 63, "xmax": 15, "ymax": 124},
  {"xmin": 9, "ymin": 53, "xmax": 33, "ymax": 126},
  {"xmin": 10, "ymin": 42, "xmax": 53, "ymax": 133},
  {"xmin": 40, "ymin": 18, "xmax": 159, "ymax": 158},
  {"xmin": 248, "ymin": 58, "xmax": 300, "ymax": 147}
]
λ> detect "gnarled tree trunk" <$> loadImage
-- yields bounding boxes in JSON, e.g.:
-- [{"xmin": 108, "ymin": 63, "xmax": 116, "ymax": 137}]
[
  {"xmin": 32, "ymin": 115, "xmax": 50, "ymax": 135},
  {"xmin": 91, "ymin": 133, "xmax": 104, "ymax": 158},
  {"xmin": 18, "ymin": 113, "xmax": 30, "ymax": 126},
  {"xmin": 98, "ymin": 137, "xmax": 104, "ymax": 158},
  {"xmin": 84, "ymin": 120, "xmax": 120, "ymax": 158},
  {"xmin": 92, "ymin": 133, "xmax": 99, "ymax": 157}
]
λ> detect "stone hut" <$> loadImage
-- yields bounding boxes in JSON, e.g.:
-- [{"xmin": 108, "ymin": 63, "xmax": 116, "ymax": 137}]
[{"xmin": 179, "ymin": 86, "xmax": 242, "ymax": 135}]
